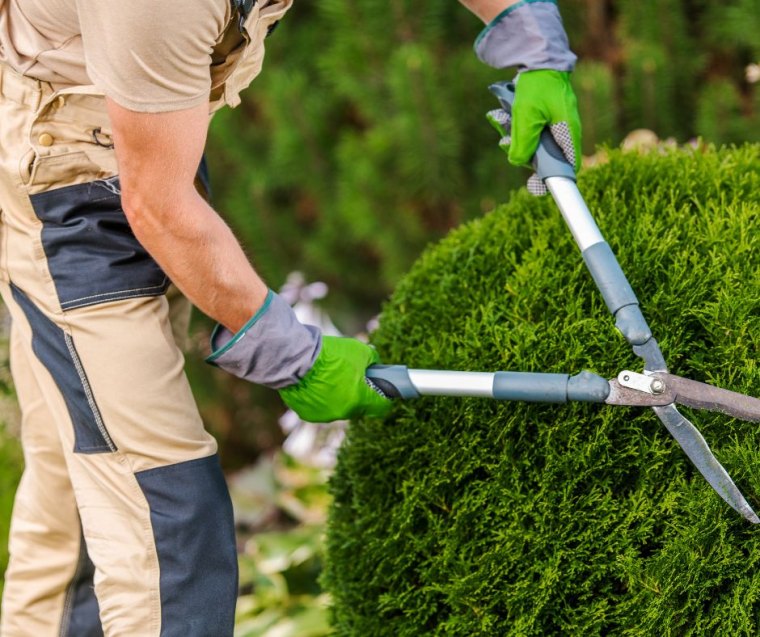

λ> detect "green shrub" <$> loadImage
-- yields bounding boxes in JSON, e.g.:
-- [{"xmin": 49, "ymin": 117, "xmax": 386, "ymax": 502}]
[{"xmin": 323, "ymin": 145, "xmax": 760, "ymax": 636}]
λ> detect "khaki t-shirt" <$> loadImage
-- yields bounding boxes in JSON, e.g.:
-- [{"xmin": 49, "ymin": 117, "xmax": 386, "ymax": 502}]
[{"xmin": 0, "ymin": 0, "xmax": 245, "ymax": 112}]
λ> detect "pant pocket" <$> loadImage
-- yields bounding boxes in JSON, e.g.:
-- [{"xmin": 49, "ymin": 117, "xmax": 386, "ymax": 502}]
[
  {"xmin": 18, "ymin": 147, "xmax": 38, "ymax": 187},
  {"xmin": 29, "ymin": 178, "xmax": 169, "ymax": 311}
]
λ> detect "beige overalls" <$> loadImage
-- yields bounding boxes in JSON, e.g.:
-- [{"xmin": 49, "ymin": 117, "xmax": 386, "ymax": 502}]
[{"xmin": 0, "ymin": 0, "xmax": 292, "ymax": 635}]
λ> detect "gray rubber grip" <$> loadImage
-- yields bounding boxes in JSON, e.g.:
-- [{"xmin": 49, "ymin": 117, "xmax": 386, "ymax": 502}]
[
  {"xmin": 493, "ymin": 372, "xmax": 570, "ymax": 402},
  {"xmin": 581, "ymin": 242, "xmax": 638, "ymax": 313},
  {"xmin": 567, "ymin": 371, "xmax": 611, "ymax": 402},
  {"xmin": 489, "ymin": 81, "xmax": 576, "ymax": 182},
  {"xmin": 615, "ymin": 305, "xmax": 653, "ymax": 346},
  {"xmin": 365, "ymin": 365, "xmax": 420, "ymax": 399},
  {"xmin": 493, "ymin": 371, "xmax": 610, "ymax": 403},
  {"xmin": 582, "ymin": 243, "xmax": 653, "ymax": 345}
]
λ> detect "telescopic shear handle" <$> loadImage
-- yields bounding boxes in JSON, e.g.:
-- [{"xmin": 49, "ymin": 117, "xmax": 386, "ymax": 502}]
[
  {"xmin": 367, "ymin": 365, "xmax": 610, "ymax": 403},
  {"xmin": 489, "ymin": 81, "xmax": 576, "ymax": 182}
]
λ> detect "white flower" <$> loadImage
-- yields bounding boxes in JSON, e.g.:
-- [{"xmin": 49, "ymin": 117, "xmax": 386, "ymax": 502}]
[{"xmin": 746, "ymin": 63, "xmax": 760, "ymax": 84}]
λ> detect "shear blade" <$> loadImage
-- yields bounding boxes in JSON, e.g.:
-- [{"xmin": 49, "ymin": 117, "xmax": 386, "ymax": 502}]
[
  {"xmin": 653, "ymin": 404, "xmax": 759, "ymax": 524},
  {"xmin": 655, "ymin": 373, "xmax": 760, "ymax": 423}
]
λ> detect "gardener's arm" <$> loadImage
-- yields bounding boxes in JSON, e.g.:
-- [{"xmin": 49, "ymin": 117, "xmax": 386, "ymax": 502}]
[
  {"xmin": 107, "ymin": 99, "xmax": 390, "ymax": 422},
  {"xmin": 107, "ymin": 99, "xmax": 267, "ymax": 333},
  {"xmin": 458, "ymin": 0, "xmax": 519, "ymax": 23}
]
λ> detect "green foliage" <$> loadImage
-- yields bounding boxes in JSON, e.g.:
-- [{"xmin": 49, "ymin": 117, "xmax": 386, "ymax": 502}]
[
  {"xmin": 323, "ymin": 146, "xmax": 760, "ymax": 635},
  {"xmin": 697, "ymin": 79, "xmax": 760, "ymax": 146},
  {"xmin": 573, "ymin": 62, "xmax": 617, "ymax": 154},
  {"xmin": 233, "ymin": 453, "xmax": 333, "ymax": 636},
  {"xmin": 701, "ymin": 0, "xmax": 760, "ymax": 55},
  {"xmin": 617, "ymin": 0, "xmax": 705, "ymax": 139},
  {"xmin": 205, "ymin": 2, "xmax": 520, "ymax": 323},
  {"xmin": 0, "ymin": 320, "xmax": 22, "ymax": 600},
  {"xmin": 0, "ymin": 425, "xmax": 22, "ymax": 600},
  {"xmin": 236, "ymin": 525, "xmax": 330, "ymax": 637}
]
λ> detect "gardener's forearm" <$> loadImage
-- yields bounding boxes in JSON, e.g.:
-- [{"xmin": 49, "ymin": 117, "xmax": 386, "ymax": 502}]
[
  {"xmin": 107, "ymin": 98, "xmax": 268, "ymax": 334},
  {"xmin": 459, "ymin": 0, "xmax": 520, "ymax": 23},
  {"xmin": 125, "ymin": 188, "xmax": 268, "ymax": 334}
]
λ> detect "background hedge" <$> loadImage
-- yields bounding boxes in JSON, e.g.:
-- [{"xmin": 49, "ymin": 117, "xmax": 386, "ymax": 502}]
[{"xmin": 323, "ymin": 145, "xmax": 760, "ymax": 635}]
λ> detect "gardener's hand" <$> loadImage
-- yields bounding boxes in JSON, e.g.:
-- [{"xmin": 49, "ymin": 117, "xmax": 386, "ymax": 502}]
[
  {"xmin": 473, "ymin": 0, "xmax": 581, "ymax": 194},
  {"xmin": 280, "ymin": 336, "xmax": 390, "ymax": 422},
  {"xmin": 487, "ymin": 70, "xmax": 581, "ymax": 194},
  {"xmin": 207, "ymin": 290, "xmax": 391, "ymax": 422}
]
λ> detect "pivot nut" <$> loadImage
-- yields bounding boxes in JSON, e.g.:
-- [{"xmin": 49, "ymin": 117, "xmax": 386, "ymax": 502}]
[{"xmin": 618, "ymin": 370, "xmax": 666, "ymax": 396}]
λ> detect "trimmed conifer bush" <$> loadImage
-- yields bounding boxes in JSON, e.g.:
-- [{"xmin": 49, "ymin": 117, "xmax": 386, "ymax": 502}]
[{"xmin": 323, "ymin": 145, "xmax": 760, "ymax": 636}]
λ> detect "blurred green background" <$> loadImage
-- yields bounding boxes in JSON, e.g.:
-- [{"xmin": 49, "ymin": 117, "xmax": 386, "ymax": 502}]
[{"xmin": 0, "ymin": 0, "xmax": 758, "ymax": 634}]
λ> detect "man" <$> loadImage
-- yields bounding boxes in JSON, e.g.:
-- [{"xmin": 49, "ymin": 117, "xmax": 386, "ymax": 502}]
[{"xmin": 0, "ymin": 0, "xmax": 580, "ymax": 634}]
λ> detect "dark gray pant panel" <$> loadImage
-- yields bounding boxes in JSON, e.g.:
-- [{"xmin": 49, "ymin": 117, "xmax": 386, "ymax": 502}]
[
  {"xmin": 10, "ymin": 283, "xmax": 115, "ymax": 454},
  {"xmin": 29, "ymin": 178, "xmax": 169, "ymax": 311},
  {"xmin": 60, "ymin": 534, "xmax": 103, "ymax": 637},
  {"xmin": 135, "ymin": 454, "xmax": 238, "ymax": 637}
]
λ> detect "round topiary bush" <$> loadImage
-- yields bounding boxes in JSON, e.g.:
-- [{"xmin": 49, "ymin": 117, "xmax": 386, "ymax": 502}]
[{"xmin": 323, "ymin": 145, "xmax": 760, "ymax": 636}]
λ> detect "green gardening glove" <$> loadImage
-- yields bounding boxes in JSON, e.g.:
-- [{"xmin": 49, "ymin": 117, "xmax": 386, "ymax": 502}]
[
  {"xmin": 474, "ymin": 0, "xmax": 581, "ymax": 195},
  {"xmin": 208, "ymin": 291, "xmax": 391, "ymax": 424},
  {"xmin": 280, "ymin": 336, "xmax": 392, "ymax": 423},
  {"xmin": 487, "ymin": 70, "xmax": 581, "ymax": 194}
]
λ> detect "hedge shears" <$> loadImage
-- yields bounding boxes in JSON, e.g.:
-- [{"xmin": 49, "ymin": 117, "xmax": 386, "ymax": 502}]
[{"xmin": 366, "ymin": 81, "xmax": 760, "ymax": 523}]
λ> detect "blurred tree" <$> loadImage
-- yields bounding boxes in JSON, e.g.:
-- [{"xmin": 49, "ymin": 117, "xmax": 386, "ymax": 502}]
[{"xmin": 206, "ymin": 1, "xmax": 519, "ymax": 328}]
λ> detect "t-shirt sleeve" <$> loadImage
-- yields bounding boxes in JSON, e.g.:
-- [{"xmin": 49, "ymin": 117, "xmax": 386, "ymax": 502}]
[{"xmin": 76, "ymin": 0, "xmax": 227, "ymax": 112}]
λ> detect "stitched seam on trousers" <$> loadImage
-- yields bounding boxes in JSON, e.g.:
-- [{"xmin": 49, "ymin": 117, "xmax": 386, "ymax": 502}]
[
  {"xmin": 126, "ymin": 468, "xmax": 163, "ymax": 636},
  {"xmin": 60, "ymin": 278, "xmax": 169, "ymax": 309},
  {"xmin": 63, "ymin": 333, "xmax": 116, "ymax": 452},
  {"xmin": 58, "ymin": 535, "xmax": 87, "ymax": 637},
  {"xmin": 83, "ymin": 195, "xmax": 119, "ymax": 205}
]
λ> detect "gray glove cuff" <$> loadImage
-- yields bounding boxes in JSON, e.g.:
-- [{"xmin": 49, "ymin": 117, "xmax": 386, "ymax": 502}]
[
  {"xmin": 206, "ymin": 290, "xmax": 322, "ymax": 390},
  {"xmin": 474, "ymin": 0, "xmax": 577, "ymax": 72}
]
